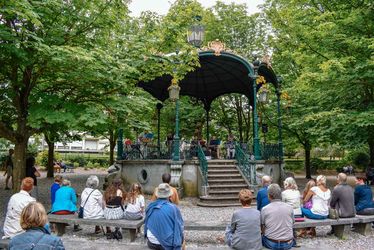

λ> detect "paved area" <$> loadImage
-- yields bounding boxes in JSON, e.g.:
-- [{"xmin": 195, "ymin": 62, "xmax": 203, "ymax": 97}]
[{"xmin": 0, "ymin": 170, "xmax": 373, "ymax": 249}]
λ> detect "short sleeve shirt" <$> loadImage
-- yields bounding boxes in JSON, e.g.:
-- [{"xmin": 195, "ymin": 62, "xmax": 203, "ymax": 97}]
[{"xmin": 261, "ymin": 200, "xmax": 294, "ymax": 241}]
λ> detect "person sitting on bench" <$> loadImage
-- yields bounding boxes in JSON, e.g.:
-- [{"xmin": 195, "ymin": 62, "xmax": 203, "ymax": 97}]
[
  {"xmin": 145, "ymin": 183, "xmax": 184, "ymax": 250},
  {"xmin": 208, "ymin": 136, "xmax": 221, "ymax": 159},
  {"xmin": 354, "ymin": 174, "xmax": 374, "ymax": 215},
  {"xmin": 261, "ymin": 184, "xmax": 296, "ymax": 250},
  {"xmin": 50, "ymin": 179, "xmax": 81, "ymax": 232},
  {"xmin": 9, "ymin": 202, "xmax": 65, "ymax": 249},
  {"xmin": 225, "ymin": 189, "xmax": 262, "ymax": 250},
  {"xmin": 3, "ymin": 178, "xmax": 35, "ymax": 239}
]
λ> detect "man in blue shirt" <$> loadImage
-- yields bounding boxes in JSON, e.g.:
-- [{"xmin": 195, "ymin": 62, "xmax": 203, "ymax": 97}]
[
  {"xmin": 257, "ymin": 175, "xmax": 272, "ymax": 211},
  {"xmin": 145, "ymin": 183, "xmax": 184, "ymax": 250}
]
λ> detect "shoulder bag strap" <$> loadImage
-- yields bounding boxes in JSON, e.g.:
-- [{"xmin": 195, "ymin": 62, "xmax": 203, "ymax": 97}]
[
  {"xmin": 30, "ymin": 232, "xmax": 46, "ymax": 250},
  {"xmin": 82, "ymin": 189, "xmax": 96, "ymax": 208}
]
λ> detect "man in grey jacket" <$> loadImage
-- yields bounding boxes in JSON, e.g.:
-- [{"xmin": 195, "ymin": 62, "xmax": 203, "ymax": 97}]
[
  {"xmin": 328, "ymin": 173, "xmax": 355, "ymax": 235},
  {"xmin": 330, "ymin": 173, "xmax": 355, "ymax": 218}
]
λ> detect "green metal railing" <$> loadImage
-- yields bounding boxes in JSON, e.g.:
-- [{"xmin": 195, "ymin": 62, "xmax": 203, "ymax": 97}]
[
  {"xmin": 235, "ymin": 143, "xmax": 257, "ymax": 185},
  {"xmin": 197, "ymin": 144, "xmax": 208, "ymax": 186},
  {"xmin": 240, "ymin": 143, "xmax": 280, "ymax": 161},
  {"xmin": 260, "ymin": 143, "xmax": 280, "ymax": 160}
]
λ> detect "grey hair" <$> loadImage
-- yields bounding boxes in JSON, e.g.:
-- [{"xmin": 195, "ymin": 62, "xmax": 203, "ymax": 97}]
[
  {"xmin": 338, "ymin": 173, "xmax": 347, "ymax": 183},
  {"xmin": 86, "ymin": 175, "xmax": 99, "ymax": 189},
  {"xmin": 284, "ymin": 177, "xmax": 298, "ymax": 190},
  {"xmin": 268, "ymin": 183, "xmax": 282, "ymax": 200},
  {"xmin": 61, "ymin": 179, "xmax": 71, "ymax": 187},
  {"xmin": 262, "ymin": 175, "xmax": 272, "ymax": 186}
]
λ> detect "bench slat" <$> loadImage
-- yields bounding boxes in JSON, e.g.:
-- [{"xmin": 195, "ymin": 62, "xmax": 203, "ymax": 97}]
[{"xmin": 48, "ymin": 214, "xmax": 143, "ymax": 229}]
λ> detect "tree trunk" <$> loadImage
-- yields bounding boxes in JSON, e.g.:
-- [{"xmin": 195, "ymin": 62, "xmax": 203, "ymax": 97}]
[
  {"xmin": 109, "ymin": 130, "xmax": 116, "ymax": 165},
  {"xmin": 305, "ymin": 141, "xmax": 312, "ymax": 179},
  {"xmin": 46, "ymin": 138, "xmax": 55, "ymax": 178},
  {"xmin": 368, "ymin": 126, "xmax": 374, "ymax": 166},
  {"xmin": 12, "ymin": 138, "xmax": 29, "ymax": 193}
]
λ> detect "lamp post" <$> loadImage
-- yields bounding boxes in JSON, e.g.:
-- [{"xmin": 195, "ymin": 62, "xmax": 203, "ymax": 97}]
[
  {"xmin": 276, "ymin": 76, "xmax": 284, "ymax": 162},
  {"xmin": 169, "ymin": 79, "xmax": 181, "ymax": 161},
  {"xmin": 187, "ymin": 16, "xmax": 205, "ymax": 48}
]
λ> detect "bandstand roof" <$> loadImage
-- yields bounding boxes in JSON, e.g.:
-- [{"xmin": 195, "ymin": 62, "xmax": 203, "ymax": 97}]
[{"xmin": 138, "ymin": 49, "xmax": 279, "ymax": 109}]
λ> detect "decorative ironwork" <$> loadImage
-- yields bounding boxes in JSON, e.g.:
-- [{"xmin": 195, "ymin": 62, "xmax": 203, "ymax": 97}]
[
  {"xmin": 206, "ymin": 39, "xmax": 226, "ymax": 56},
  {"xmin": 197, "ymin": 144, "xmax": 208, "ymax": 186},
  {"xmin": 239, "ymin": 143, "xmax": 280, "ymax": 161},
  {"xmin": 235, "ymin": 143, "xmax": 257, "ymax": 185},
  {"xmin": 261, "ymin": 143, "xmax": 280, "ymax": 161}
]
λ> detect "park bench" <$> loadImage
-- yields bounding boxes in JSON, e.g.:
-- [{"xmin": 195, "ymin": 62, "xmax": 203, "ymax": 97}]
[
  {"xmin": 48, "ymin": 214, "xmax": 144, "ymax": 242},
  {"xmin": 184, "ymin": 215, "xmax": 374, "ymax": 239},
  {"xmin": 0, "ymin": 239, "xmax": 9, "ymax": 250}
]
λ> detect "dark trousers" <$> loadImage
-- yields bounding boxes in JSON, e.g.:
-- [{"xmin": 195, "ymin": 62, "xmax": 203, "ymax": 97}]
[{"xmin": 147, "ymin": 240, "xmax": 164, "ymax": 250}]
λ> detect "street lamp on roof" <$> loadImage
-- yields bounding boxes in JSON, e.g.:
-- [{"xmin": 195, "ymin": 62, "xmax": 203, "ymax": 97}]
[{"xmin": 187, "ymin": 16, "xmax": 205, "ymax": 48}]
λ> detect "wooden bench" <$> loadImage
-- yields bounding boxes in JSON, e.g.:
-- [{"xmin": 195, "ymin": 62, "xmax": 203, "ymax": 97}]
[
  {"xmin": 0, "ymin": 239, "xmax": 9, "ymax": 250},
  {"xmin": 48, "ymin": 214, "xmax": 144, "ymax": 242},
  {"xmin": 184, "ymin": 215, "xmax": 374, "ymax": 239}
]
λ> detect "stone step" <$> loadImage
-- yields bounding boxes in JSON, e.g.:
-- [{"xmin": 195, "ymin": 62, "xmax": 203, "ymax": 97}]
[
  {"xmin": 207, "ymin": 169, "xmax": 239, "ymax": 174},
  {"xmin": 207, "ymin": 174, "xmax": 242, "ymax": 179},
  {"xmin": 209, "ymin": 190, "xmax": 244, "ymax": 195},
  {"xmin": 208, "ymin": 164, "xmax": 237, "ymax": 169},
  {"xmin": 206, "ymin": 160, "xmax": 236, "ymax": 164},
  {"xmin": 208, "ymin": 179, "xmax": 246, "ymax": 184},
  {"xmin": 209, "ymin": 184, "xmax": 249, "ymax": 189}
]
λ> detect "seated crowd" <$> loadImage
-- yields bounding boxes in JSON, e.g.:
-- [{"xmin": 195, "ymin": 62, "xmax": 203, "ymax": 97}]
[{"xmin": 2, "ymin": 172, "xmax": 374, "ymax": 250}]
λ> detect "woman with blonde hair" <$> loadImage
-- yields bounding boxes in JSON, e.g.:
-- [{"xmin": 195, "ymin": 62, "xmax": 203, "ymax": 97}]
[
  {"xmin": 301, "ymin": 175, "xmax": 331, "ymax": 237},
  {"xmin": 282, "ymin": 177, "xmax": 302, "ymax": 217},
  {"xmin": 9, "ymin": 202, "xmax": 64, "ymax": 249},
  {"xmin": 124, "ymin": 183, "xmax": 145, "ymax": 220}
]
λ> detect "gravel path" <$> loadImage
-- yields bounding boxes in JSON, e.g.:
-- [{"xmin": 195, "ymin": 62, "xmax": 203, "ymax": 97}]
[{"xmin": 1, "ymin": 170, "xmax": 373, "ymax": 249}]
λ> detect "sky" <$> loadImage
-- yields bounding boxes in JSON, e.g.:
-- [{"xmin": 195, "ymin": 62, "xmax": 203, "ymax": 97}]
[{"xmin": 129, "ymin": 0, "xmax": 265, "ymax": 16}]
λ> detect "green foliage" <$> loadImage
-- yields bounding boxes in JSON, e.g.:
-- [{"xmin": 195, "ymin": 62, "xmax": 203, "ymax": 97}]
[
  {"xmin": 36, "ymin": 150, "xmax": 61, "ymax": 167},
  {"xmin": 351, "ymin": 152, "xmax": 370, "ymax": 170}
]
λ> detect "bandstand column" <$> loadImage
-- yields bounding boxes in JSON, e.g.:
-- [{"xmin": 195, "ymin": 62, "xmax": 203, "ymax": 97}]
[
  {"xmin": 116, "ymin": 128, "xmax": 123, "ymax": 160},
  {"xmin": 250, "ymin": 74, "xmax": 261, "ymax": 160}
]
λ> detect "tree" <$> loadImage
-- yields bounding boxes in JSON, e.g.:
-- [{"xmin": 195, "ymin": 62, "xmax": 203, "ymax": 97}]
[
  {"xmin": 262, "ymin": 0, "xmax": 374, "ymax": 176},
  {"xmin": 0, "ymin": 0, "xmax": 170, "ymax": 191}
]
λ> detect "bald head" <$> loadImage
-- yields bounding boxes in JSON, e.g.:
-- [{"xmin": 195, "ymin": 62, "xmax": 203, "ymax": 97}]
[
  {"xmin": 337, "ymin": 173, "xmax": 347, "ymax": 184},
  {"xmin": 262, "ymin": 175, "xmax": 272, "ymax": 186}
]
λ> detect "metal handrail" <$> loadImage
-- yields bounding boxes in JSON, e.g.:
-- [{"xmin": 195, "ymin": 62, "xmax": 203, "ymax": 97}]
[
  {"xmin": 197, "ymin": 144, "xmax": 208, "ymax": 186},
  {"xmin": 235, "ymin": 143, "xmax": 257, "ymax": 185}
]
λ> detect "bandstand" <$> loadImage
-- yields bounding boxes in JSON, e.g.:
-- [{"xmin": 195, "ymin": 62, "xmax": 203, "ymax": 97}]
[{"xmin": 111, "ymin": 41, "xmax": 285, "ymax": 206}]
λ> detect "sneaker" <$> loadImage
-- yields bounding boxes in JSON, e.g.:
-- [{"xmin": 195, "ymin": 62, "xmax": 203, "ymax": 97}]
[{"xmin": 73, "ymin": 225, "xmax": 82, "ymax": 232}]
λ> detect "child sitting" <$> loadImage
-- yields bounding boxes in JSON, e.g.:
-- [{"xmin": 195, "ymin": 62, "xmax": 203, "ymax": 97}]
[{"xmin": 124, "ymin": 183, "xmax": 145, "ymax": 220}]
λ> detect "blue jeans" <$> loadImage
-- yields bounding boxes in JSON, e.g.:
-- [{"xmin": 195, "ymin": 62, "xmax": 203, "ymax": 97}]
[
  {"xmin": 262, "ymin": 236, "xmax": 295, "ymax": 250},
  {"xmin": 225, "ymin": 225, "xmax": 233, "ymax": 247},
  {"xmin": 301, "ymin": 207, "xmax": 327, "ymax": 220}
]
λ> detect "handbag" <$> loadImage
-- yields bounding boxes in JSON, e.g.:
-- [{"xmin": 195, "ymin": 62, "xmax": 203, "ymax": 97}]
[
  {"xmin": 328, "ymin": 208, "xmax": 339, "ymax": 220},
  {"xmin": 78, "ymin": 189, "xmax": 95, "ymax": 218}
]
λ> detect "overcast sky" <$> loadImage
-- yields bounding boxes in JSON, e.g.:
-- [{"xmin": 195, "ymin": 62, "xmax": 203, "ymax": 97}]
[{"xmin": 129, "ymin": 0, "xmax": 264, "ymax": 16}]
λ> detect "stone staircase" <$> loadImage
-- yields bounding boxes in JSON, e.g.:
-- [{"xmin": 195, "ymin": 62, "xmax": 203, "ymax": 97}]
[{"xmin": 197, "ymin": 160, "xmax": 253, "ymax": 207}]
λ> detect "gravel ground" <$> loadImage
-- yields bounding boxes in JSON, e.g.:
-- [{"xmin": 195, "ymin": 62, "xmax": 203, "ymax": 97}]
[{"xmin": 1, "ymin": 170, "xmax": 374, "ymax": 249}]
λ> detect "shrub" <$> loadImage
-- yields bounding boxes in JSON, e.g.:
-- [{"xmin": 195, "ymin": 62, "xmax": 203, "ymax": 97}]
[
  {"xmin": 352, "ymin": 152, "xmax": 370, "ymax": 170},
  {"xmin": 73, "ymin": 162, "xmax": 79, "ymax": 168},
  {"xmin": 36, "ymin": 150, "xmax": 61, "ymax": 167},
  {"xmin": 310, "ymin": 158, "xmax": 324, "ymax": 174},
  {"xmin": 342, "ymin": 150, "xmax": 370, "ymax": 171}
]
